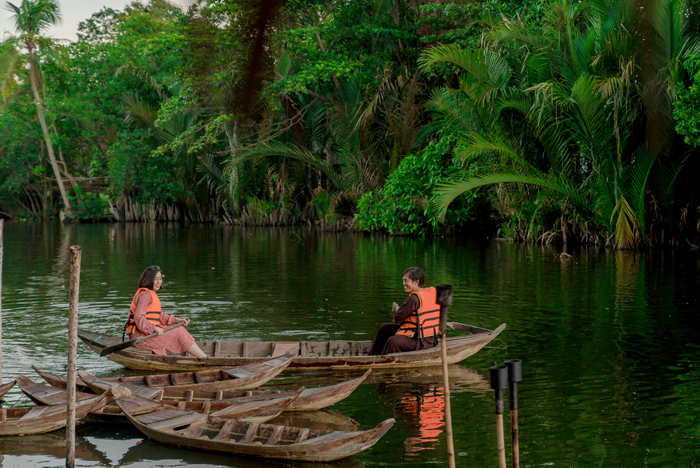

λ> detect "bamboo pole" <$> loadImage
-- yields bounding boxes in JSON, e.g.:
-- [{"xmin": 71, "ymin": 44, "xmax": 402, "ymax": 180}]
[
  {"xmin": 505, "ymin": 360, "xmax": 522, "ymax": 468},
  {"xmin": 66, "ymin": 245, "xmax": 81, "ymax": 468},
  {"xmin": 490, "ymin": 365, "xmax": 508, "ymax": 468},
  {"xmin": 436, "ymin": 285, "xmax": 455, "ymax": 468},
  {"xmin": 0, "ymin": 219, "xmax": 3, "ymax": 386}
]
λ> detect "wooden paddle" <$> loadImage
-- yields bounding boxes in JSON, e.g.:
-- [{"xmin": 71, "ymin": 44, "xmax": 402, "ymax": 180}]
[{"xmin": 100, "ymin": 322, "xmax": 185, "ymax": 357}]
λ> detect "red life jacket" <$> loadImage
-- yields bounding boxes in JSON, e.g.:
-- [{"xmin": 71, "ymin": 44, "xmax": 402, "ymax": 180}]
[
  {"xmin": 125, "ymin": 288, "xmax": 162, "ymax": 335},
  {"xmin": 395, "ymin": 287, "xmax": 441, "ymax": 339}
]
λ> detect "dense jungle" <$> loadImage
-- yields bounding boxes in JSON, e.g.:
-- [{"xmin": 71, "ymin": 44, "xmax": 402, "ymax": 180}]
[{"xmin": 1, "ymin": 0, "xmax": 699, "ymax": 249}]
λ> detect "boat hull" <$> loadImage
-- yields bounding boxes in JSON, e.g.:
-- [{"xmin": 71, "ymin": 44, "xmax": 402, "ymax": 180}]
[{"xmin": 78, "ymin": 323, "xmax": 505, "ymax": 372}]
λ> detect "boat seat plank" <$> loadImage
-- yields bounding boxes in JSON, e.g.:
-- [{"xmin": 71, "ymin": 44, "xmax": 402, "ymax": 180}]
[
  {"xmin": 20, "ymin": 406, "xmax": 51, "ymax": 419},
  {"xmin": 223, "ymin": 368, "xmax": 254, "ymax": 379},
  {"xmin": 272, "ymin": 342, "xmax": 297, "ymax": 358},
  {"xmin": 148, "ymin": 413, "xmax": 206, "ymax": 430},
  {"xmin": 145, "ymin": 376, "xmax": 156, "ymax": 387},
  {"xmin": 266, "ymin": 425, "xmax": 284, "ymax": 445},
  {"xmin": 240, "ymin": 422, "xmax": 259, "ymax": 443},
  {"xmin": 214, "ymin": 342, "xmax": 222, "ymax": 357},
  {"xmin": 296, "ymin": 431, "xmax": 350, "ymax": 445},
  {"xmin": 185, "ymin": 390, "xmax": 194, "ymax": 402}
]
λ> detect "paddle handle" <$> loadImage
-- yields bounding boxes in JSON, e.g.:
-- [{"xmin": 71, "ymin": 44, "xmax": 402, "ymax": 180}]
[
  {"xmin": 99, "ymin": 321, "xmax": 186, "ymax": 357},
  {"xmin": 133, "ymin": 321, "xmax": 186, "ymax": 345}
]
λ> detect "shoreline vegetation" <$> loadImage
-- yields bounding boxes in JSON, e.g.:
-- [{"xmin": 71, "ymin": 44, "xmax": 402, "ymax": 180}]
[{"xmin": 1, "ymin": 0, "xmax": 699, "ymax": 249}]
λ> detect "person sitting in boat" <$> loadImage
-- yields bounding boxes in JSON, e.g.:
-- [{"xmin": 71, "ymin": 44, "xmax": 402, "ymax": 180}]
[
  {"xmin": 368, "ymin": 267, "xmax": 440, "ymax": 355},
  {"xmin": 125, "ymin": 265, "xmax": 207, "ymax": 358}
]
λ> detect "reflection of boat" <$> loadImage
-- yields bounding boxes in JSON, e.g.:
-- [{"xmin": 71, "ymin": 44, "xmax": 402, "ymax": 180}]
[
  {"xmin": 34, "ymin": 348, "xmax": 297, "ymax": 393},
  {"xmin": 268, "ymin": 408, "xmax": 362, "ymax": 432},
  {"xmin": 0, "ymin": 432, "xmax": 111, "ymax": 464},
  {"xmin": 17, "ymin": 375, "xmax": 301, "ymax": 424},
  {"xmin": 0, "ymin": 387, "xmax": 106, "ymax": 436},
  {"xmin": 110, "ymin": 386, "xmax": 394, "ymax": 462},
  {"xmin": 78, "ymin": 323, "xmax": 506, "ymax": 371}
]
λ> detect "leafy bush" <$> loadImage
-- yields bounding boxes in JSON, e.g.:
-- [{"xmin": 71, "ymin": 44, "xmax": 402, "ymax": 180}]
[
  {"xmin": 675, "ymin": 53, "xmax": 700, "ymax": 148},
  {"xmin": 68, "ymin": 186, "xmax": 110, "ymax": 220},
  {"xmin": 356, "ymin": 137, "xmax": 479, "ymax": 235}
]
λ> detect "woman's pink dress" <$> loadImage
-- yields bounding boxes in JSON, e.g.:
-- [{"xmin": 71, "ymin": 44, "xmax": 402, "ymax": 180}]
[{"xmin": 131, "ymin": 290, "xmax": 195, "ymax": 355}]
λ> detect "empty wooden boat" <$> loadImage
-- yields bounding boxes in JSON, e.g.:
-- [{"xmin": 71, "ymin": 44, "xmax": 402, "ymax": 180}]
[
  {"xmin": 32, "ymin": 349, "xmax": 296, "ymax": 396},
  {"xmin": 110, "ymin": 386, "xmax": 394, "ymax": 462},
  {"xmin": 78, "ymin": 322, "xmax": 506, "ymax": 371},
  {"xmin": 0, "ymin": 381, "xmax": 107, "ymax": 436},
  {"xmin": 17, "ymin": 375, "xmax": 302, "ymax": 424},
  {"xmin": 34, "ymin": 367, "xmax": 370, "ymax": 412}
]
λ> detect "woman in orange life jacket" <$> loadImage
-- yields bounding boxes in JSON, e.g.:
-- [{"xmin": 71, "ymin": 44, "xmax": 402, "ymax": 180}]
[
  {"xmin": 125, "ymin": 266, "xmax": 207, "ymax": 358},
  {"xmin": 368, "ymin": 267, "xmax": 440, "ymax": 355}
]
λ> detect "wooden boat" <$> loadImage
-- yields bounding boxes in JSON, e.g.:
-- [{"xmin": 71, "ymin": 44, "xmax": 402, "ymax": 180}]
[
  {"xmin": 32, "ymin": 349, "xmax": 297, "ymax": 396},
  {"xmin": 0, "ymin": 381, "xmax": 107, "ymax": 436},
  {"xmin": 34, "ymin": 367, "xmax": 371, "ymax": 412},
  {"xmin": 78, "ymin": 322, "xmax": 506, "ymax": 371},
  {"xmin": 109, "ymin": 386, "xmax": 394, "ymax": 462},
  {"xmin": 0, "ymin": 379, "xmax": 16, "ymax": 400},
  {"xmin": 16, "ymin": 375, "xmax": 301, "ymax": 424}
]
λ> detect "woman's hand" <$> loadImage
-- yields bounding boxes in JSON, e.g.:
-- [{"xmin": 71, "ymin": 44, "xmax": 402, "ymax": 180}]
[
  {"xmin": 155, "ymin": 327, "xmax": 165, "ymax": 336},
  {"xmin": 177, "ymin": 318, "xmax": 191, "ymax": 326}
]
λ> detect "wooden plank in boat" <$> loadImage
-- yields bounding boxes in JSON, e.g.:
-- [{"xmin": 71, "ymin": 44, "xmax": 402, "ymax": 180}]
[
  {"xmin": 329, "ymin": 342, "xmax": 350, "ymax": 357},
  {"xmin": 149, "ymin": 412, "xmax": 206, "ymax": 430},
  {"xmin": 272, "ymin": 342, "xmax": 297, "ymax": 358}
]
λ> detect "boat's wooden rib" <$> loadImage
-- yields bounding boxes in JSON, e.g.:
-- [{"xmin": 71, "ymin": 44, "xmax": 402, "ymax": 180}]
[
  {"xmin": 0, "ymin": 379, "xmax": 16, "ymax": 400},
  {"xmin": 17, "ymin": 375, "xmax": 302, "ymax": 424},
  {"xmin": 0, "ymin": 380, "xmax": 107, "ymax": 436},
  {"xmin": 33, "ymin": 367, "xmax": 371, "ymax": 412},
  {"xmin": 78, "ymin": 322, "xmax": 506, "ymax": 371},
  {"xmin": 109, "ymin": 386, "xmax": 394, "ymax": 462}
]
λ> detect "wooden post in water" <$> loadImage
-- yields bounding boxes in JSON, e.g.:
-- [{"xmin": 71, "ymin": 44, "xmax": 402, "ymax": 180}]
[
  {"xmin": 490, "ymin": 365, "xmax": 508, "ymax": 468},
  {"xmin": 0, "ymin": 219, "xmax": 3, "ymax": 386},
  {"xmin": 505, "ymin": 360, "xmax": 522, "ymax": 468},
  {"xmin": 436, "ymin": 284, "xmax": 455, "ymax": 468},
  {"xmin": 66, "ymin": 245, "xmax": 82, "ymax": 468}
]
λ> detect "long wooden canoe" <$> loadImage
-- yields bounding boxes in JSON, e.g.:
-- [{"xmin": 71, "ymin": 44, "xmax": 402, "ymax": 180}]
[
  {"xmin": 34, "ymin": 367, "xmax": 371, "ymax": 412},
  {"xmin": 16, "ymin": 375, "xmax": 301, "ymax": 424},
  {"xmin": 0, "ymin": 383, "xmax": 107, "ymax": 436},
  {"xmin": 78, "ymin": 322, "xmax": 506, "ymax": 371},
  {"xmin": 32, "ymin": 348, "xmax": 296, "ymax": 396},
  {"xmin": 110, "ymin": 386, "xmax": 394, "ymax": 462}
]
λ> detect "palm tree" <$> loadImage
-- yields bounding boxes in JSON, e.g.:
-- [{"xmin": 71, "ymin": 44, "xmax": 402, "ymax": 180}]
[{"xmin": 4, "ymin": 0, "xmax": 72, "ymax": 213}]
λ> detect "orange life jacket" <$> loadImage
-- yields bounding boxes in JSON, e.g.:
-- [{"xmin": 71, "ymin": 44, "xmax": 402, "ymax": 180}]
[
  {"xmin": 395, "ymin": 287, "xmax": 441, "ymax": 339},
  {"xmin": 125, "ymin": 288, "xmax": 162, "ymax": 335}
]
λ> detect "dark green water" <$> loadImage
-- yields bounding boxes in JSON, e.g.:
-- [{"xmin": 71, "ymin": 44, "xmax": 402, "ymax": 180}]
[{"xmin": 0, "ymin": 222, "xmax": 699, "ymax": 468}]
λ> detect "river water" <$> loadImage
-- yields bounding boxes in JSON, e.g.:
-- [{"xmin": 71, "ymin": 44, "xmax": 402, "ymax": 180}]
[{"xmin": 0, "ymin": 222, "xmax": 698, "ymax": 468}]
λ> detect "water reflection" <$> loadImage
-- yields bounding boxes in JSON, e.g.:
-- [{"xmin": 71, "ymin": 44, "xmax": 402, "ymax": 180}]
[{"xmin": 2, "ymin": 223, "xmax": 700, "ymax": 467}]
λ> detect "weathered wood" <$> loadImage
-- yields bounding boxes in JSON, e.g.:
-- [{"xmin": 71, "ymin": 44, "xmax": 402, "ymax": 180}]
[
  {"xmin": 0, "ymin": 389, "xmax": 106, "ymax": 436},
  {"xmin": 78, "ymin": 322, "xmax": 506, "ymax": 372},
  {"xmin": 67, "ymin": 245, "xmax": 81, "ymax": 468},
  {"xmin": 111, "ymin": 387, "xmax": 394, "ymax": 462}
]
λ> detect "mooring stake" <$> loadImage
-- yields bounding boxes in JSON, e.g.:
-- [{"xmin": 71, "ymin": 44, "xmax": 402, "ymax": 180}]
[
  {"xmin": 490, "ymin": 364, "xmax": 508, "ymax": 468},
  {"xmin": 66, "ymin": 245, "xmax": 82, "ymax": 468},
  {"xmin": 436, "ymin": 284, "xmax": 455, "ymax": 468},
  {"xmin": 505, "ymin": 360, "xmax": 522, "ymax": 468}
]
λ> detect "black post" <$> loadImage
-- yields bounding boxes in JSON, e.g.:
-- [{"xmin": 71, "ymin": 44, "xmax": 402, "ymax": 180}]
[
  {"xmin": 505, "ymin": 360, "xmax": 522, "ymax": 468},
  {"xmin": 490, "ymin": 365, "xmax": 508, "ymax": 468},
  {"xmin": 435, "ymin": 284, "xmax": 455, "ymax": 468}
]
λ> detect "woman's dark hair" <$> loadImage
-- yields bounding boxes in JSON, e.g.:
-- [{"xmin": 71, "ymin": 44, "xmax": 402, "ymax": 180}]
[
  {"xmin": 403, "ymin": 267, "xmax": 425, "ymax": 287},
  {"xmin": 138, "ymin": 266, "xmax": 164, "ymax": 290}
]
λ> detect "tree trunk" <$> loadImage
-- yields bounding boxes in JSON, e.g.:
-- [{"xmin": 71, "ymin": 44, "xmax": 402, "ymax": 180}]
[{"xmin": 27, "ymin": 47, "xmax": 72, "ymax": 215}]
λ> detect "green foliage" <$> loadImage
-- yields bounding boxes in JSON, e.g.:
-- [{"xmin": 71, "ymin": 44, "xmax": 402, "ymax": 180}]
[
  {"xmin": 68, "ymin": 186, "xmax": 109, "ymax": 220},
  {"xmin": 675, "ymin": 53, "xmax": 700, "ymax": 147},
  {"xmin": 356, "ymin": 137, "xmax": 477, "ymax": 235}
]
